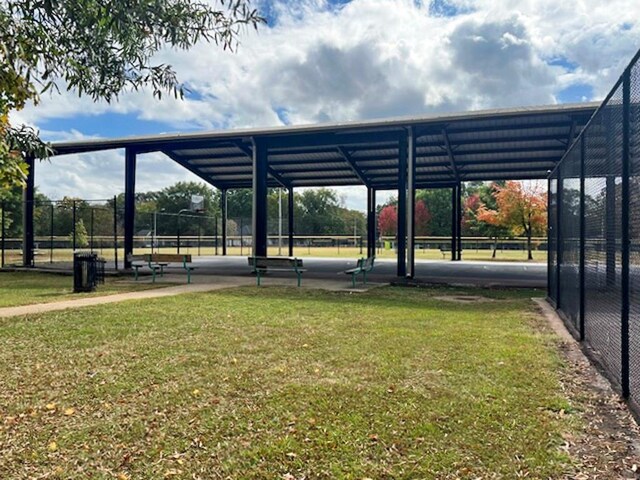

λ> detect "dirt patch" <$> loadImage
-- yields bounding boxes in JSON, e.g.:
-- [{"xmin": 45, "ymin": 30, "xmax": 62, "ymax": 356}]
[
  {"xmin": 533, "ymin": 299, "xmax": 640, "ymax": 479},
  {"xmin": 433, "ymin": 295, "xmax": 494, "ymax": 304}
]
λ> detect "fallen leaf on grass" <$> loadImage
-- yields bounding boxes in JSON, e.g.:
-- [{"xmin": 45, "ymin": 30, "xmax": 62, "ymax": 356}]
[
  {"xmin": 164, "ymin": 469, "xmax": 182, "ymax": 477},
  {"xmin": 48, "ymin": 441, "xmax": 58, "ymax": 452},
  {"xmin": 63, "ymin": 407, "xmax": 75, "ymax": 416}
]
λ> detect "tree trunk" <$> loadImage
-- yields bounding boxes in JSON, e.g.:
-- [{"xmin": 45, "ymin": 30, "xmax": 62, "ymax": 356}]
[
  {"xmin": 527, "ymin": 229, "xmax": 533, "ymax": 261},
  {"xmin": 492, "ymin": 236, "xmax": 497, "ymax": 259}
]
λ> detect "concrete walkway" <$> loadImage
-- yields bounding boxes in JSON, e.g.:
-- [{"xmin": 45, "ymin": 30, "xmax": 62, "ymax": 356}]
[
  {"xmin": 0, "ymin": 281, "xmax": 245, "ymax": 318},
  {"xmin": 0, "ymin": 275, "xmax": 385, "ymax": 318}
]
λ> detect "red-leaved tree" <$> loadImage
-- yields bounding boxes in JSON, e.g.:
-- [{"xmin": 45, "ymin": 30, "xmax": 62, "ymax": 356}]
[
  {"xmin": 414, "ymin": 200, "xmax": 432, "ymax": 236},
  {"xmin": 378, "ymin": 202, "xmax": 432, "ymax": 237},
  {"xmin": 378, "ymin": 205, "xmax": 398, "ymax": 236},
  {"xmin": 477, "ymin": 181, "xmax": 547, "ymax": 260}
]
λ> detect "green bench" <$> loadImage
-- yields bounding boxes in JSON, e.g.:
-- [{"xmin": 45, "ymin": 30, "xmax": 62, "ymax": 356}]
[
  {"xmin": 344, "ymin": 256, "xmax": 375, "ymax": 287},
  {"xmin": 248, "ymin": 256, "xmax": 306, "ymax": 287},
  {"xmin": 130, "ymin": 253, "xmax": 195, "ymax": 283}
]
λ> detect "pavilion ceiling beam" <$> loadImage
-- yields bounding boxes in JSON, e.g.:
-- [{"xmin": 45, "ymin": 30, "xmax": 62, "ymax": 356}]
[
  {"xmin": 162, "ymin": 150, "xmax": 224, "ymax": 190},
  {"xmin": 460, "ymin": 168, "xmax": 552, "ymax": 179},
  {"xmin": 442, "ymin": 128, "xmax": 460, "ymax": 182},
  {"xmin": 412, "ymin": 118, "xmax": 593, "ymax": 138},
  {"xmin": 181, "ymin": 147, "xmax": 564, "ymax": 169},
  {"xmin": 265, "ymin": 130, "xmax": 403, "ymax": 150},
  {"xmin": 336, "ymin": 146, "xmax": 371, "ymax": 188},
  {"xmin": 233, "ymin": 141, "xmax": 290, "ymax": 189}
]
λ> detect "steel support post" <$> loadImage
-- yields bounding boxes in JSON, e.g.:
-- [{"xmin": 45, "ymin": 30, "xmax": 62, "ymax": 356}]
[
  {"xmin": 450, "ymin": 187, "xmax": 457, "ymax": 261},
  {"xmin": 397, "ymin": 135, "xmax": 407, "ymax": 277},
  {"xmin": 288, "ymin": 187, "xmax": 294, "ymax": 257},
  {"xmin": 579, "ymin": 134, "xmax": 586, "ymax": 340},
  {"xmin": 367, "ymin": 188, "xmax": 376, "ymax": 259},
  {"xmin": 621, "ymin": 68, "xmax": 631, "ymax": 398},
  {"xmin": 547, "ymin": 177, "xmax": 552, "ymax": 300},
  {"xmin": 252, "ymin": 139, "xmax": 268, "ymax": 257},
  {"xmin": 407, "ymin": 128, "xmax": 416, "ymax": 278},
  {"xmin": 456, "ymin": 183, "xmax": 463, "ymax": 261},
  {"xmin": 220, "ymin": 189, "xmax": 227, "ymax": 256},
  {"xmin": 124, "ymin": 147, "xmax": 136, "ymax": 269},
  {"xmin": 22, "ymin": 155, "xmax": 35, "ymax": 267}
]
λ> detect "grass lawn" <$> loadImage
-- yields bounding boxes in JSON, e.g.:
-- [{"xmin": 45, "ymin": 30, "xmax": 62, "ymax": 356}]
[
  {"xmin": 0, "ymin": 285, "xmax": 578, "ymax": 479},
  {"xmin": 0, "ymin": 271, "xmax": 164, "ymax": 308}
]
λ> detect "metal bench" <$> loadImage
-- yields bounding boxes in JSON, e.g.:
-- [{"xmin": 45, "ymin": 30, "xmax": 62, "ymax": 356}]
[
  {"xmin": 344, "ymin": 256, "xmax": 375, "ymax": 287},
  {"xmin": 130, "ymin": 253, "xmax": 195, "ymax": 283},
  {"xmin": 439, "ymin": 245, "xmax": 452, "ymax": 258},
  {"xmin": 248, "ymin": 256, "xmax": 306, "ymax": 287}
]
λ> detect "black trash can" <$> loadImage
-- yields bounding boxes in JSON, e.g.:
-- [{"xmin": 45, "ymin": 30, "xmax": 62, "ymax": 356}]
[{"xmin": 73, "ymin": 252, "xmax": 106, "ymax": 293}]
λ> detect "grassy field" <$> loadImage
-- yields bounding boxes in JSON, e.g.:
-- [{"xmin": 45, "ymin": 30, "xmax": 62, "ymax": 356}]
[
  {"xmin": 0, "ymin": 285, "xmax": 582, "ymax": 479},
  {"xmin": 1, "ymin": 246, "xmax": 547, "ymax": 265},
  {"xmin": 0, "ymin": 272, "xmax": 162, "ymax": 308}
]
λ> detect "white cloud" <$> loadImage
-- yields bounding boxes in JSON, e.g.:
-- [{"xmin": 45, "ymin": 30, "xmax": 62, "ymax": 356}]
[
  {"xmin": 10, "ymin": 0, "xmax": 640, "ymax": 203},
  {"xmin": 37, "ymin": 151, "xmax": 205, "ymax": 201}
]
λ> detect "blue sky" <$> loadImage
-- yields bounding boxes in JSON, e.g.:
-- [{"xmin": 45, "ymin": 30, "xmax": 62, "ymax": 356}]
[{"xmin": 14, "ymin": 0, "xmax": 640, "ymax": 209}]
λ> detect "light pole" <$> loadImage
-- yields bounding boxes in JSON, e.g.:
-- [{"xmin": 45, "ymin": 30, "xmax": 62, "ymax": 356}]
[{"xmin": 278, "ymin": 188, "xmax": 283, "ymax": 256}]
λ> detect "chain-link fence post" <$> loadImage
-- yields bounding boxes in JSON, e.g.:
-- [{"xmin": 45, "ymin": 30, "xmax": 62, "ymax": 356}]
[
  {"xmin": 90, "ymin": 207, "xmax": 95, "ymax": 253},
  {"xmin": 579, "ymin": 133, "xmax": 586, "ymax": 341},
  {"xmin": 621, "ymin": 67, "xmax": 631, "ymax": 399},
  {"xmin": 49, "ymin": 202, "xmax": 54, "ymax": 263},
  {"xmin": 214, "ymin": 214, "xmax": 219, "ymax": 255},
  {"xmin": 198, "ymin": 216, "xmax": 202, "ymax": 256},
  {"xmin": 72, "ymin": 200, "xmax": 77, "ymax": 253}
]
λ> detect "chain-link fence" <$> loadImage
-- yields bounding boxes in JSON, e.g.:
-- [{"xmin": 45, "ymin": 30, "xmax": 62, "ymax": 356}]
[
  {"xmin": 1, "ymin": 197, "xmax": 121, "ymax": 267},
  {"xmin": 2, "ymin": 193, "xmax": 547, "ymax": 268},
  {"xmin": 549, "ymin": 49, "xmax": 640, "ymax": 413}
]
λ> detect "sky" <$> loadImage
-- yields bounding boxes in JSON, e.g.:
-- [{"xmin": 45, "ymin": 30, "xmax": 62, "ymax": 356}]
[{"xmin": 10, "ymin": 0, "xmax": 640, "ymax": 211}]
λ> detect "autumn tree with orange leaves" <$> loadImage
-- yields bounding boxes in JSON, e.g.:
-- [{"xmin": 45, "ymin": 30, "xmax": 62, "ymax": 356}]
[{"xmin": 478, "ymin": 181, "xmax": 547, "ymax": 260}]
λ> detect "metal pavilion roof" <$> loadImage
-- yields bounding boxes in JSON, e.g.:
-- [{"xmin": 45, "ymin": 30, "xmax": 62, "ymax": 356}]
[{"xmin": 52, "ymin": 102, "xmax": 600, "ymax": 190}]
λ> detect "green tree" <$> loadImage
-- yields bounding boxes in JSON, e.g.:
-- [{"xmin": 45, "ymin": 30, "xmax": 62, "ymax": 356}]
[
  {"xmin": 1, "ymin": 185, "xmax": 50, "ymax": 237},
  {"xmin": 1, "ymin": 0, "xmax": 263, "ymax": 191},
  {"xmin": 69, "ymin": 218, "xmax": 89, "ymax": 248},
  {"xmin": 226, "ymin": 189, "xmax": 253, "ymax": 221},
  {"xmin": 154, "ymin": 182, "xmax": 219, "ymax": 236},
  {"xmin": 416, "ymin": 189, "xmax": 452, "ymax": 236},
  {"xmin": 295, "ymin": 188, "xmax": 345, "ymax": 235}
]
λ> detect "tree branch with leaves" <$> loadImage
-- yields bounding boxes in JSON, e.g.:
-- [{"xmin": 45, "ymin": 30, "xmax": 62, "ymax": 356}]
[
  {"xmin": 477, "ymin": 181, "xmax": 547, "ymax": 260},
  {"xmin": 0, "ymin": 0, "xmax": 264, "ymax": 191}
]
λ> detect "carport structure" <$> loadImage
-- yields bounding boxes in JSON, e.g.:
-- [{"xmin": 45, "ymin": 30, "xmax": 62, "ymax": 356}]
[{"xmin": 28, "ymin": 102, "xmax": 598, "ymax": 274}]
